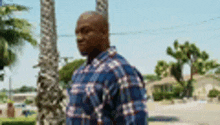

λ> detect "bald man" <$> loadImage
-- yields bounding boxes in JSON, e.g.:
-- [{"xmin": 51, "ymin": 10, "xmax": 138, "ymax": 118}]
[{"xmin": 66, "ymin": 11, "xmax": 148, "ymax": 125}]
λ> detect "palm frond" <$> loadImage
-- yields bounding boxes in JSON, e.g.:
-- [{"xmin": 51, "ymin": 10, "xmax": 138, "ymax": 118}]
[
  {"xmin": 0, "ymin": 29, "xmax": 21, "ymax": 46},
  {"xmin": 0, "ymin": 37, "xmax": 9, "ymax": 59},
  {"xmin": 2, "ymin": 18, "xmax": 32, "ymax": 30},
  {"xmin": 0, "ymin": 4, "xmax": 29, "ymax": 16},
  {"xmin": 0, "ymin": 39, "xmax": 16, "ymax": 67},
  {"xmin": 0, "ymin": 4, "xmax": 35, "ymax": 69},
  {"xmin": 0, "ymin": 29, "xmax": 37, "ymax": 47}
]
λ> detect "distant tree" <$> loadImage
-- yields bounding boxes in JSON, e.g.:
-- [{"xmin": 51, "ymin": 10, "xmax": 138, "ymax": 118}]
[
  {"xmin": 1, "ymin": 88, "xmax": 8, "ymax": 92},
  {"xmin": 0, "ymin": 91, "xmax": 7, "ymax": 102},
  {"xmin": 13, "ymin": 88, "xmax": 19, "ymax": 93},
  {"xmin": 155, "ymin": 40, "xmax": 219, "ymax": 98},
  {"xmin": 29, "ymin": 86, "xmax": 36, "ymax": 92},
  {"xmin": 15, "ymin": 85, "xmax": 36, "ymax": 93},
  {"xmin": 19, "ymin": 85, "xmax": 29, "ymax": 93},
  {"xmin": 59, "ymin": 59, "xmax": 85, "ymax": 86},
  {"xmin": 155, "ymin": 60, "xmax": 170, "ymax": 78}
]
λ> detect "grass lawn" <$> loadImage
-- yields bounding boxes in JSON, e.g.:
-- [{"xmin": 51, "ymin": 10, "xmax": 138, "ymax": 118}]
[{"xmin": 0, "ymin": 114, "xmax": 37, "ymax": 123}]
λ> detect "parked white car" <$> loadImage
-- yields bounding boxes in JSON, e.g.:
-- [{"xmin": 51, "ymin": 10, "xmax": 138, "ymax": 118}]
[{"xmin": 14, "ymin": 103, "xmax": 26, "ymax": 108}]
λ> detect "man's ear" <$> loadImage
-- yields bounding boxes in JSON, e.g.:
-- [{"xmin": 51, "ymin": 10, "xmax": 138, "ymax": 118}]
[{"xmin": 102, "ymin": 30, "xmax": 109, "ymax": 38}]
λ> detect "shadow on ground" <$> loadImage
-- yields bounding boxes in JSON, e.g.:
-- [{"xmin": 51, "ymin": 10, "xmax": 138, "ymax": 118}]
[{"xmin": 148, "ymin": 116, "xmax": 179, "ymax": 122}]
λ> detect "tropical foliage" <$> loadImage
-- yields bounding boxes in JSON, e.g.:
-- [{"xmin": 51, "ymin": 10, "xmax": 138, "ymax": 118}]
[
  {"xmin": 155, "ymin": 40, "xmax": 219, "ymax": 97},
  {"xmin": 0, "ymin": 4, "xmax": 37, "ymax": 74}
]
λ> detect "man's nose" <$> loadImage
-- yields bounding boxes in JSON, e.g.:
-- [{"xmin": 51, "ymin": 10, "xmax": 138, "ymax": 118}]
[{"xmin": 77, "ymin": 34, "xmax": 83, "ymax": 43}]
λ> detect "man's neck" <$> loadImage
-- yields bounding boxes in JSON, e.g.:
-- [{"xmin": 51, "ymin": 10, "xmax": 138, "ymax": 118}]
[{"xmin": 87, "ymin": 46, "xmax": 110, "ymax": 65}]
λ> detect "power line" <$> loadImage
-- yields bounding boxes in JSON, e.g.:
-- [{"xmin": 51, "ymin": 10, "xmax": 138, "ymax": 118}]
[
  {"xmin": 1, "ymin": 1, "xmax": 219, "ymax": 37},
  {"xmin": 34, "ymin": 26, "xmax": 220, "ymax": 38},
  {"xmin": 33, "ymin": 16, "xmax": 220, "ymax": 37}
]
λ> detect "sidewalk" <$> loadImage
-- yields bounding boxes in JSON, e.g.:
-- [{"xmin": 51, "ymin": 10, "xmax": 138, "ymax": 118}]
[
  {"xmin": 149, "ymin": 122, "xmax": 196, "ymax": 125},
  {"xmin": 147, "ymin": 101, "xmax": 220, "ymax": 125}
]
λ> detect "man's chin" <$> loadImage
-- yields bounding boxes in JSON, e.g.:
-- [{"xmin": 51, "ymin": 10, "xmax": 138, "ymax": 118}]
[{"xmin": 80, "ymin": 51, "xmax": 88, "ymax": 56}]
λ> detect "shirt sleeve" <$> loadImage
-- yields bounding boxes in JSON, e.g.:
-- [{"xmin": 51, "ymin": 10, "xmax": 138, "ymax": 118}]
[{"xmin": 111, "ymin": 64, "xmax": 148, "ymax": 125}]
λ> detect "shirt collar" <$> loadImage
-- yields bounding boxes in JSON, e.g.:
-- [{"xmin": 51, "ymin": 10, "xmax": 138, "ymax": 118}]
[{"xmin": 83, "ymin": 46, "xmax": 117, "ymax": 68}]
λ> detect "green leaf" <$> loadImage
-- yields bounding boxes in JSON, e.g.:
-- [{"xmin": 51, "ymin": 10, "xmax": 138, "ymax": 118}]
[
  {"xmin": 174, "ymin": 40, "xmax": 178, "ymax": 49},
  {"xmin": 201, "ymin": 51, "xmax": 209, "ymax": 61},
  {"xmin": 166, "ymin": 46, "xmax": 173, "ymax": 56}
]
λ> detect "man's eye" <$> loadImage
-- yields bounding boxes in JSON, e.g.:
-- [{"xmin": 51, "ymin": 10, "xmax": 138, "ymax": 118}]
[{"xmin": 84, "ymin": 29, "xmax": 90, "ymax": 34}]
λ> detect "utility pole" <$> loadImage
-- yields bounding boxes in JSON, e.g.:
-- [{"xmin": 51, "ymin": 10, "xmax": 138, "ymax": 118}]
[{"xmin": 9, "ymin": 76, "xmax": 11, "ymax": 100}]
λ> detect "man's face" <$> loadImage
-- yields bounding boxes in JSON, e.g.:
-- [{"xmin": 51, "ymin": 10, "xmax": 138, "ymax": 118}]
[{"xmin": 75, "ymin": 14, "xmax": 105, "ymax": 56}]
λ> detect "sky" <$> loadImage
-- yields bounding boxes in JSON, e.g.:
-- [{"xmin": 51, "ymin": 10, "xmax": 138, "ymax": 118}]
[{"xmin": 0, "ymin": 0, "xmax": 220, "ymax": 89}]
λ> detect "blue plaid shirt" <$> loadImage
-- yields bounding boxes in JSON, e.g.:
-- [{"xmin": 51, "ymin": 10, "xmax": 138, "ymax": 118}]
[{"xmin": 66, "ymin": 46, "xmax": 148, "ymax": 125}]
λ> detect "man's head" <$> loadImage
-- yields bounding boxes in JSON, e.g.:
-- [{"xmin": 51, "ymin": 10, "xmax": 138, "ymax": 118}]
[{"xmin": 75, "ymin": 11, "xmax": 109, "ymax": 56}]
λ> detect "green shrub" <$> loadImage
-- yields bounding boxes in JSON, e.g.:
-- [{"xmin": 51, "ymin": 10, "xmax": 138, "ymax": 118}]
[
  {"xmin": 153, "ymin": 91, "xmax": 163, "ymax": 101},
  {"xmin": 173, "ymin": 85, "xmax": 184, "ymax": 98},
  {"xmin": 24, "ymin": 99, "xmax": 33, "ymax": 105},
  {"xmin": 208, "ymin": 89, "xmax": 220, "ymax": 98},
  {"xmin": 153, "ymin": 91, "xmax": 174, "ymax": 101},
  {"xmin": 2, "ymin": 121, "xmax": 36, "ymax": 125},
  {"xmin": 164, "ymin": 92, "xmax": 173, "ymax": 100}
]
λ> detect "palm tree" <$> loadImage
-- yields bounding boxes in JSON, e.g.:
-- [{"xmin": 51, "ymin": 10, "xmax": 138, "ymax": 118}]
[
  {"xmin": 0, "ymin": 4, "xmax": 37, "ymax": 71},
  {"xmin": 0, "ymin": 3, "xmax": 38, "ymax": 102},
  {"xmin": 36, "ymin": 0, "xmax": 66, "ymax": 124},
  {"xmin": 35, "ymin": 0, "xmax": 109, "ymax": 124}
]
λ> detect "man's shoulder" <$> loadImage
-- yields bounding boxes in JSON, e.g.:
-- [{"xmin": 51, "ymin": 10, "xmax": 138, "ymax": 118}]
[
  {"xmin": 105, "ymin": 53, "xmax": 141, "ymax": 78},
  {"xmin": 72, "ymin": 64, "xmax": 85, "ymax": 75},
  {"xmin": 106, "ymin": 53, "xmax": 130, "ymax": 66}
]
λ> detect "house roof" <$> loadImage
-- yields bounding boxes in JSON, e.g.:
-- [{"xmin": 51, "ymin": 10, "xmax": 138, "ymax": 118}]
[
  {"xmin": 13, "ymin": 92, "xmax": 37, "ymax": 97},
  {"xmin": 146, "ymin": 74, "xmax": 204, "ymax": 87}
]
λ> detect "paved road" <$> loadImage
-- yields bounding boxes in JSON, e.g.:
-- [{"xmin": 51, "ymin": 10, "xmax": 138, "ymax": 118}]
[
  {"xmin": 147, "ymin": 101, "xmax": 220, "ymax": 125},
  {"xmin": 2, "ymin": 102, "xmax": 220, "ymax": 124}
]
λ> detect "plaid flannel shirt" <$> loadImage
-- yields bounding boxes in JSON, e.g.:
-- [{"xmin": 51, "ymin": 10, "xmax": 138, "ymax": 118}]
[{"xmin": 66, "ymin": 46, "xmax": 148, "ymax": 125}]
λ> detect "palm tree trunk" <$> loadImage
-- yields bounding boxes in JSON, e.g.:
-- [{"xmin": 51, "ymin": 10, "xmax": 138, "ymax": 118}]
[
  {"xmin": 36, "ymin": 0, "xmax": 66, "ymax": 124},
  {"xmin": 96, "ymin": 0, "xmax": 108, "ymax": 20}
]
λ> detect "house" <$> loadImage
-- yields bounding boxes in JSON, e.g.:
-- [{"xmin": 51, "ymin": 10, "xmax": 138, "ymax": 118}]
[
  {"xmin": 12, "ymin": 92, "xmax": 37, "ymax": 103},
  {"xmin": 0, "ymin": 89, "xmax": 69, "ymax": 118},
  {"xmin": 0, "ymin": 104, "xmax": 7, "ymax": 118},
  {"xmin": 145, "ymin": 74, "xmax": 220, "ymax": 100},
  {"xmin": 193, "ymin": 74, "xmax": 220, "ymax": 100}
]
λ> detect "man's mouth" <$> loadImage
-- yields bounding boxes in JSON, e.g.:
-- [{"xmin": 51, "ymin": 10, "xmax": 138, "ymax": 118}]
[{"xmin": 78, "ymin": 42, "xmax": 86, "ymax": 46}]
